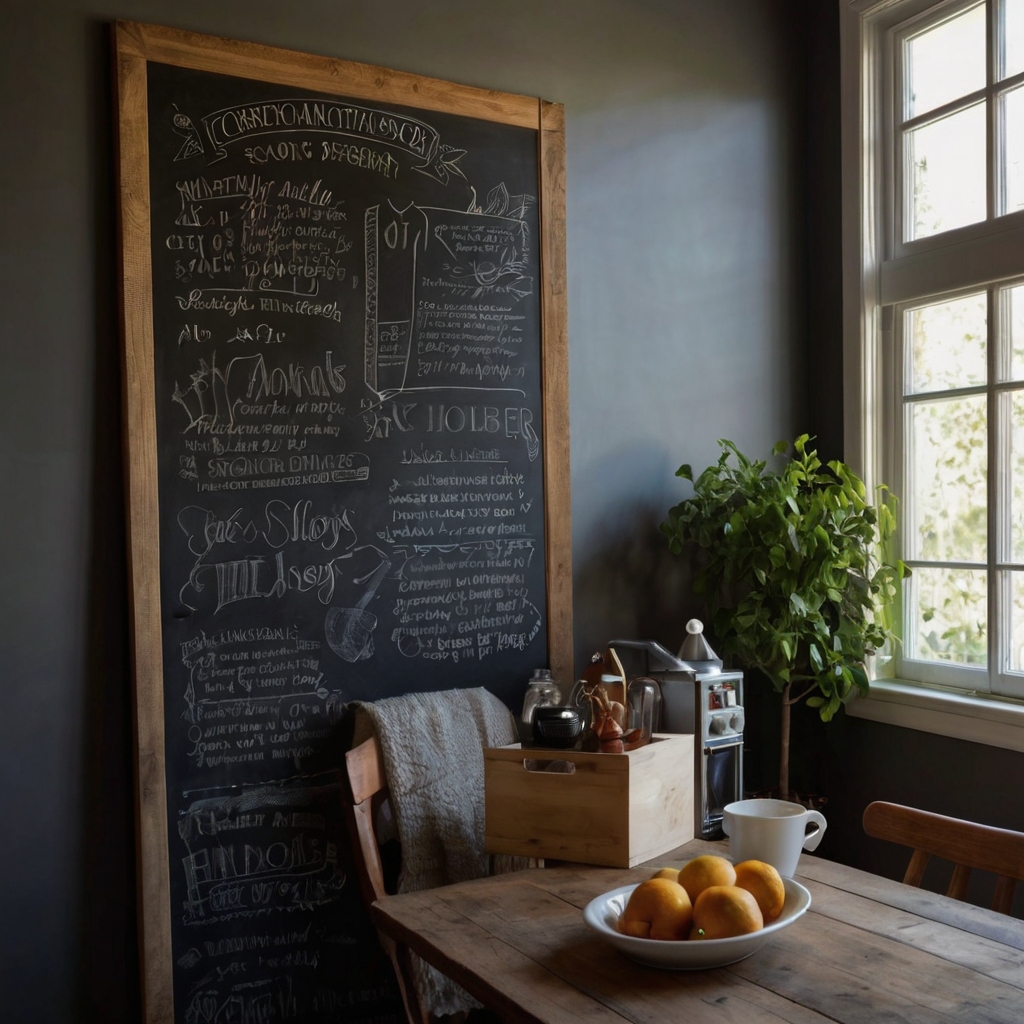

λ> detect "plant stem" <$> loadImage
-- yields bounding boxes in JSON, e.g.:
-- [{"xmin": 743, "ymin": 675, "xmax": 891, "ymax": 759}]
[
  {"xmin": 780, "ymin": 681, "xmax": 791, "ymax": 801},
  {"xmin": 787, "ymin": 681, "xmax": 817, "ymax": 706}
]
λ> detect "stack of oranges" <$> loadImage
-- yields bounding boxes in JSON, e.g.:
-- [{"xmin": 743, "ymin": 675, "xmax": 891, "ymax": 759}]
[{"xmin": 619, "ymin": 855, "xmax": 785, "ymax": 941}]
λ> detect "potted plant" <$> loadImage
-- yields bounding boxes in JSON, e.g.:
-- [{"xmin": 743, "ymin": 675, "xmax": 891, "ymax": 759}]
[{"xmin": 661, "ymin": 435, "xmax": 907, "ymax": 802}]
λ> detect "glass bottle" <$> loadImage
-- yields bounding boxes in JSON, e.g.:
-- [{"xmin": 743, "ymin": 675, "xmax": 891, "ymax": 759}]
[{"xmin": 520, "ymin": 669, "xmax": 562, "ymax": 733}]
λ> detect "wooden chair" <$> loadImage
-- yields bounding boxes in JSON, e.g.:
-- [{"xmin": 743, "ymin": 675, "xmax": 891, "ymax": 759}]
[
  {"xmin": 862, "ymin": 800, "xmax": 1024, "ymax": 914},
  {"xmin": 343, "ymin": 735, "xmax": 429, "ymax": 1024}
]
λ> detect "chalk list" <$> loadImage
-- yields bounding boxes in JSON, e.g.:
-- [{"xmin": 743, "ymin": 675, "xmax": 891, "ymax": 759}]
[{"xmin": 145, "ymin": 60, "xmax": 548, "ymax": 1023}]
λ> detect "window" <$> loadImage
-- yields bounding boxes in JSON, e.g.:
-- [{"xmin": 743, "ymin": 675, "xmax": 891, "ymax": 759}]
[{"xmin": 842, "ymin": 0, "xmax": 1024, "ymax": 711}]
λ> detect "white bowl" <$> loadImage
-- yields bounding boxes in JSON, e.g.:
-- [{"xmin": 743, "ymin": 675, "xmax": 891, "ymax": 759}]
[{"xmin": 583, "ymin": 877, "xmax": 812, "ymax": 970}]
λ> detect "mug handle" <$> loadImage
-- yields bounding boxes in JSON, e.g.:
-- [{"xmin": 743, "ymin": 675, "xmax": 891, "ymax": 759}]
[{"xmin": 802, "ymin": 810, "xmax": 827, "ymax": 852}]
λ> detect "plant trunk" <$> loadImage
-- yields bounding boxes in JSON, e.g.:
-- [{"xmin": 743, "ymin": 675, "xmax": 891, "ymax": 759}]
[{"xmin": 779, "ymin": 682, "xmax": 791, "ymax": 802}]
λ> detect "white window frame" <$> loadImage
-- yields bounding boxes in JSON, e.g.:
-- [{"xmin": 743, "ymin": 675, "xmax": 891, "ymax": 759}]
[{"xmin": 841, "ymin": 0, "xmax": 1024, "ymax": 749}]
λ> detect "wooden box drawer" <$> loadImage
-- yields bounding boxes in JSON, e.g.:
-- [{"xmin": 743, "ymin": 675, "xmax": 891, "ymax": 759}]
[{"xmin": 484, "ymin": 734, "xmax": 694, "ymax": 867}]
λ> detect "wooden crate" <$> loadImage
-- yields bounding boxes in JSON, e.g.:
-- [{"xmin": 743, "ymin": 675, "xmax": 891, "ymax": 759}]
[{"xmin": 484, "ymin": 734, "xmax": 694, "ymax": 867}]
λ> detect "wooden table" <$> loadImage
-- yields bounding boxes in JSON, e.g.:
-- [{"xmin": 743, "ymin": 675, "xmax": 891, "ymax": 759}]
[{"xmin": 371, "ymin": 838, "xmax": 1024, "ymax": 1024}]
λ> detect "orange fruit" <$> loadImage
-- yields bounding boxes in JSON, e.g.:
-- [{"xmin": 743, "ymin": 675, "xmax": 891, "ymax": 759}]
[
  {"xmin": 734, "ymin": 860, "xmax": 786, "ymax": 923},
  {"xmin": 677, "ymin": 854, "xmax": 737, "ymax": 903},
  {"xmin": 651, "ymin": 867, "xmax": 680, "ymax": 882},
  {"xmin": 690, "ymin": 885, "xmax": 763, "ymax": 940},
  {"xmin": 619, "ymin": 878, "xmax": 693, "ymax": 940}
]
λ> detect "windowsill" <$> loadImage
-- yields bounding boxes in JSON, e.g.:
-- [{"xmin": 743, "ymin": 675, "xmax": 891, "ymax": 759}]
[{"xmin": 846, "ymin": 680, "xmax": 1024, "ymax": 753}]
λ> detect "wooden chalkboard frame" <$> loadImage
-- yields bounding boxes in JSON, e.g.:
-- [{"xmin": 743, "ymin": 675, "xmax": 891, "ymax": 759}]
[{"xmin": 113, "ymin": 20, "xmax": 569, "ymax": 1023}]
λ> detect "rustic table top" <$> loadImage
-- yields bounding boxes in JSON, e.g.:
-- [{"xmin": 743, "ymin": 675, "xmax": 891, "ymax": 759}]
[{"xmin": 371, "ymin": 837, "xmax": 1024, "ymax": 1024}]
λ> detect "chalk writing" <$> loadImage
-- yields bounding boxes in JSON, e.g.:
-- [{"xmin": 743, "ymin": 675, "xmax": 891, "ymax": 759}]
[{"xmin": 146, "ymin": 58, "xmax": 547, "ymax": 1023}]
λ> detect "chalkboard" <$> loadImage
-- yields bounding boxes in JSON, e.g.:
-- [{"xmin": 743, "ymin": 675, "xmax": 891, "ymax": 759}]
[{"xmin": 114, "ymin": 22, "xmax": 569, "ymax": 1024}]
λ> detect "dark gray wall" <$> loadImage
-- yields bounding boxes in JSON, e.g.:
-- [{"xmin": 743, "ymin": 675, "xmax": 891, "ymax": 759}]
[{"xmin": 0, "ymin": 1, "xmax": 897, "ymax": 1021}]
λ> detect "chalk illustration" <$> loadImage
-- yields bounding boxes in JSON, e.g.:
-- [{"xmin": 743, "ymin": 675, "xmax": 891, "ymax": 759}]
[
  {"xmin": 363, "ymin": 189, "xmax": 537, "ymax": 410},
  {"xmin": 171, "ymin": 105, "xmax": 205, "ymax": 163},
  {"xmin": 324, "ymin": 554, "xmax": 391, "ymax": 662}
]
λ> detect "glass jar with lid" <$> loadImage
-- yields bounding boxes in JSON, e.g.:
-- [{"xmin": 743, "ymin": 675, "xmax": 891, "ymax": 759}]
[{"xmin": 520, "ymin": 668, "xmax": 562, "ymax": 734}]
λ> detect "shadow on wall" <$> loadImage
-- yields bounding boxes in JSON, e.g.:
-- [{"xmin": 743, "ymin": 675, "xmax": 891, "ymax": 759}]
[
  {"xmin": 573, "ymin": 496, "xmax": 699, "ymax": 675},
  {"xmin": 75, "ymin": 22, "xmax": 140, "ymax": 1023}
]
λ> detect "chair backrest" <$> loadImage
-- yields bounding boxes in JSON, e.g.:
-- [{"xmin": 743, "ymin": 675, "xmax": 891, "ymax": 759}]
[
  {"xmin": 343, "ymin": 735, "xmax": 429, "ymax": 1024},
  {"xmin": 863, "ymin": 800, "xmax": 1024, "ymax": 914}
]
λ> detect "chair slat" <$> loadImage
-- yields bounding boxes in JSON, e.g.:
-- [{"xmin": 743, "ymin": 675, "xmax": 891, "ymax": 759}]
[
  {"xmin": 993, "ymin": 875, "xmax": 1017, "ymax": 915},
  {"xmin": 947, "ymin": 863, "xmax": 972, "ymax": 903},
  {"xmin": 904, "ymin": 849, "xmax": 929, "ymax": 888}
]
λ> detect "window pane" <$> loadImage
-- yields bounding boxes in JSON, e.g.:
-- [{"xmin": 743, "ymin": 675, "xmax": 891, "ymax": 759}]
[
  {"xmin": 906, "ymin": 103, "xmax": 987, "ymax": 240},
  {"xmin": 1008, "ymin": 571, "xmax": 1024, "ymax": 670},
  {"xmin": 906, "ymin": 293, "xmax": 987, "ymax": 393},
  {"xmin": 908, "ymin": 395, "xmax": 987, "ymax": 561},
  {"xmin": 1002, "ymin": 85, "xmax": 1024, "ymax": 216},
  {"xmin": 1009, "ymin": 285, "xmax": 1024, "ymax": 380},
  {"xmin": 906, "ymin": 4, "xmax": 986, "ymax": 118},
  {"xmin": 1006, "ymin": 0, "xmax": 1024, "ymax": 79},
  {"xmin": 907, "ymin": 566, "xmax": 987, "ymax": 666},
  {"xmin": 1008, "ymin": 391, "xmax": 1024, "ymax": 561}
]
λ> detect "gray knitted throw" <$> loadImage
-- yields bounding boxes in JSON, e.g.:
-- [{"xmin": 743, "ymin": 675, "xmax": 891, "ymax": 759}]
[{"xmin": 352, "ymin": 687, "xmax": 520, "ymax": 1017}]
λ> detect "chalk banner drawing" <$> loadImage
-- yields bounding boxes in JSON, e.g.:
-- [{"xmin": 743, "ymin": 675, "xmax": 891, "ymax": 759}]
[{"xmin": 116, "ymin": 26, "xmax": 566, "ymax": 1023}]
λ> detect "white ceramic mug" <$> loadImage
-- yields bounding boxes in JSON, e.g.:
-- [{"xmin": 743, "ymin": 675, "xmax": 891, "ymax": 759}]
[{"xmin": 722, "ymin": 798, "xmax": 827, "ymax": 877}]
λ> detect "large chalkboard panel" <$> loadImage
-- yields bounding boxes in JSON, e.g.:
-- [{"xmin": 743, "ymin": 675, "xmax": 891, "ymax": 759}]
[{"xmin": 114, "ymin": 22, "xmax": 569, "ymax": 1024}]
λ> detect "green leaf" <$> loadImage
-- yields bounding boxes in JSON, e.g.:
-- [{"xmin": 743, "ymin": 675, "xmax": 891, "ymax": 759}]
[
  {"xmin": 850, "ymin": 664, "xmax": 869, "ymax": 695},
  {"xmin": 676, "ymin": 464, "xmax": 693, "ymax": 481}
]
